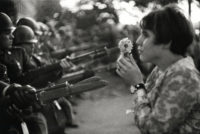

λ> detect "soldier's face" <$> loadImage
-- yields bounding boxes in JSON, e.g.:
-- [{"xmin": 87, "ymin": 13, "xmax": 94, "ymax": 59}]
[
  {"xmin": 0, "ymin": 30, "xmax": 14, "ymax": 50},
  {"xmin": 21, "ymin": 43, "xmax": 35, "ymax": 54}
]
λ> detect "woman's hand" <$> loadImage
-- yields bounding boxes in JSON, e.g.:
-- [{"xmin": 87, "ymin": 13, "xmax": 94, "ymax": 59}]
[{"xmin": 116, "ymin": 55, "xmax": 143, "ymax": 85}]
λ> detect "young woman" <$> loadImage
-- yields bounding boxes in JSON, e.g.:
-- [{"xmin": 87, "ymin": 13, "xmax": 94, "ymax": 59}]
[{"xmin": 117, "ymin": 4, "xmax": 200, "ymax": 134}]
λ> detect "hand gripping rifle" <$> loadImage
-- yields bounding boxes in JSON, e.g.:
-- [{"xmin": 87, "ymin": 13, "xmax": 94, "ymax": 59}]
[
  {"xmin": 56, "ymin": 46, "xmax": 120, "ymax": 84},
  {"xmin": 17, "ymin": 47, "xmax": 119, "ymax": 85},
  {"xmin": 35, "ymin": 76, "xmax": 108, "ymax": 103}
]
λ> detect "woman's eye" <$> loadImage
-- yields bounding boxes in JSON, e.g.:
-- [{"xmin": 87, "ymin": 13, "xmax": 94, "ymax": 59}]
[
  {"xmin": 141, "ymin": 30, "xmax": 149, "ymax": 38},
  {"xmin": 143, "ymin": 33, "xmax": 148, "ymax": 37}
]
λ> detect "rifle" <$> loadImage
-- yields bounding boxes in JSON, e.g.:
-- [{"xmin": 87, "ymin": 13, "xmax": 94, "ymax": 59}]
[
  {"xmin": 36, "ymin": 76, "xmax": 108, "ymax": 103},
  {"xmin": 17, "ymin": 46, "xmax": 119, "ymax": 85},
  {"xmin": 67, "ymin": 46, "xmax": 120, "ymax": 65},
  {"xmin": 50, "ymin": 45, "xmax": 94, "ymax": 59},
  {"xmin": 50, "ymin": 44, "xmax": 96, "ymax": 59},
  {"xmin": 55, "ymin": 69, "xmax": 95, "ymax": 84}
]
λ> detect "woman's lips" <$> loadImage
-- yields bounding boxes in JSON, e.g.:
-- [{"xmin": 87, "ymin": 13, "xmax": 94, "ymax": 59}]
[{"xmin": 138, "ymin": 48, "xmax": 142, "ymax": 55}]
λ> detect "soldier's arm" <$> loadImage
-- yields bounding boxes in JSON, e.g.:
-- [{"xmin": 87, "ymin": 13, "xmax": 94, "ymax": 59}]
[
  {"xmin": 0, "ymin": 82, "xmax": 30, "ymax": 109},
  {"xmin": 21, "ymin": 48, "xmax": 37, "ymax": 71},
  {"xmin": 17, "ymin": 48, "xmax": 64, "ymax": 85},
  {"xmin": 0, "ymin": 81, "xmax": 10, "ymax": 97},
  {"xmin": 0, "ymin": 64, "xmax": 10, "ymax": 83}
]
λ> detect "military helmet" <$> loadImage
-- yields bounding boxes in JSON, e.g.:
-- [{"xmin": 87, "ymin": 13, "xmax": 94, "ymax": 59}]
[
  {"xmin": 16, "ymin": 17, "xmax": 42, "ymax": 36},
  {"xmin": 13, "ymin": 25, "xmax": 38, "ymax": 45},
  {"xmin": 0, "ymin": 12, "xmax": 14, "ymax": 32}
]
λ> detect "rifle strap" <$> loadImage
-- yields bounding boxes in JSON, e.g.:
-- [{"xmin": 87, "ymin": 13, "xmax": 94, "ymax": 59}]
[
  {"xmin": 21, "ymin": 121, "xmax": 29, "ymax": 134},
  {"xmin": 53, "ymin": 100, "xmax": 62, "ymax": 110}
]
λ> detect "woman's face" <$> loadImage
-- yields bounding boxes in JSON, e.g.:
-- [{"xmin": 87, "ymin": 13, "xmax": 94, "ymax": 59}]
[{"xmin": 136, "ymin": 29, "xmax": 163, "ymax": 63}]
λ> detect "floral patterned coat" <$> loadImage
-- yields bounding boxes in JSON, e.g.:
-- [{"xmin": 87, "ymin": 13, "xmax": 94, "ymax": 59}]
[{"xmin": 134, "ymin": 56, "xmax": 200, "ymax": 134}]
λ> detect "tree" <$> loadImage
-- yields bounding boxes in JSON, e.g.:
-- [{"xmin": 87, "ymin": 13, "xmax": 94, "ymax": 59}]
[
  {"xmin": 36, "ymin": 0, "xmax": 62, "ymax": 21},
  {"xmin": 122, "ymin": 0, "xmax": 199, "ymax": 19},
  {"xmin": 75, "ymin": 0, "xmax": 119, "ymax": 29},
  {"xmin": 0, "ymin": 0, "xmax": 18, "ymax": 23}
]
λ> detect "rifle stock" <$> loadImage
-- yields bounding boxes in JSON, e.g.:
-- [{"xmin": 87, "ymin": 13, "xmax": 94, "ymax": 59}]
[{"xmin": 37, "ymin": 79, "xmax": 108, "ymax": 102}]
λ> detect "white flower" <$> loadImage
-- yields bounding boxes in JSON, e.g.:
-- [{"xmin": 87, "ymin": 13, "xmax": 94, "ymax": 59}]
[{"xmin": 118, "ymin": 37, "xmax": 133, "ymax": 54}]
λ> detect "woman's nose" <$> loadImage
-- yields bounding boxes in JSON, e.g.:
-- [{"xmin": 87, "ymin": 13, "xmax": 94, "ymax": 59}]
[
  {"xmin": 136, "ymin": 36, "xmax": 142, "ymax": 47},
  {"xmin": 9, "ymin": 33, "xmax": 14, "ymax": 39}
]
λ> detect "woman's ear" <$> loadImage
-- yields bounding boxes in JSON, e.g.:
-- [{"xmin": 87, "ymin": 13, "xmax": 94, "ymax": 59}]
[{"xmin": 162, "ymin": 41, "xmax": 172, "ymax": 50}]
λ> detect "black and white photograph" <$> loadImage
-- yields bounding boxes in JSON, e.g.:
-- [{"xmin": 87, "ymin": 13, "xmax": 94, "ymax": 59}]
[{"xmin": 0, "ymin": 0, "xmax": 200, "ymax": 134}]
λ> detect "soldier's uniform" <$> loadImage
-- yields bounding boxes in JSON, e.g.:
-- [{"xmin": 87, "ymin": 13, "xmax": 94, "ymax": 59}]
[
  {"xmin": 0, "ymin": 63, "xmax": 10, "ymax": 83},
  {"xmin": 0, "ymin": 12, "xmax": 48, "ymax": 134},
  {"xmin": 12, "ymin": 25, "xmax": 78, "ymax": 134},
  {"xmin": 0, "ymin": 47, "xmax": 35, "ymax": 83},
  {"xmin": 0, "ymin": 46, "xmax": 63, "ymax": 88},
  {"xmin": 0, "ymin": 63, "xmax": 48, "ymax": 134}
]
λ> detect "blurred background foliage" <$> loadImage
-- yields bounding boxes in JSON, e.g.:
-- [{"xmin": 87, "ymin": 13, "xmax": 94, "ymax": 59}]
[
  {"xmin": 1, "ymin": 0, "xmax": 200, "ymax": 27},
  {"xmin": 0, "ymin": 0, "xmax": 199, "ymax": 50}
]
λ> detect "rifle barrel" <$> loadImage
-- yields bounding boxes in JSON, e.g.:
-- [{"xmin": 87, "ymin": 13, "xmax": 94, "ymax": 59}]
[
  {"xmin": 69, "ymin": 47, "xmax": 120, "ymax": 64},
  {"xmin": 77, "ymin": 76, "xmax": 102, "ymax": 84},
  {"xmin": 37, "ymin": 80, "xmax": 108, "ymax": 102},
  {"xmin": 55, "ymin": 69, "xmax": 95, "ymax": 84},
  {"xmin": 36, "ymin": 81, "xmax": 69, "ymax": 93}
]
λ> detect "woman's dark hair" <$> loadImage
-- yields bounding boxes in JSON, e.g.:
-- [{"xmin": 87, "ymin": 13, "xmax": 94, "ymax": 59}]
[{"xmin": 140, "ymin": 4, "xmax": 195, "ymax": 56}]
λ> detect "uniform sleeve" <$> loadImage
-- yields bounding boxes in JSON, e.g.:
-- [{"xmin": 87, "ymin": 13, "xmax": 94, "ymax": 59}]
[
  {"xmin": 17, "ymin": 49, "xmax": 63, "ymax": 86},
  {"xmin": 0, "ymin": 81, "xmax": 9, "ymax": 96},
  {"xmin": 134, "ymin": 70, "xmax": 198, "ymax": 134},
  {"xmin": 0, "ymin": 81, "xmax": 10, "ymax": 108},
  {"xmin": 0, "ymin": 64, "xmax": 10, "ymax": 83},
  {"xmin": 21, "ymin": 48, "xmax": 36, "ymax": 71}
]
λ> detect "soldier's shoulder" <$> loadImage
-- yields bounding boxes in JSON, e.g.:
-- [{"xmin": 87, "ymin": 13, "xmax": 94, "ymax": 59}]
[
  {"xmin": 11, "ymin": 47, "xmax": 26, "ymax": 53},
  {"xmin": 12, "ymin": 46, "xmax": 24, "ymax": 50}
]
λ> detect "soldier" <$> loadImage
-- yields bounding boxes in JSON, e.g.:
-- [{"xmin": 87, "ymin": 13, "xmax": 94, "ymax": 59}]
[
  {"xmin": 13, "ymin": 25, "xmax": 55, "ymax": 68},
  {"xmin": 16, "ymin": 17, "xmax": 59, "ymax": 55},
  {"xmin": 17, "ymin": 17, "xmax": 74, "ymax": 60},
  {"xmin": 17, "ymin": 17, "xmax": 43, "ymax": 37},
  {"xmin": 0, "ymin": 63, "xmax": 48, "ymax": 134},
  {"xmin": 13, "ymin": 25, "xmax": 78, "ymax": 134},
  {"xmin": 0, "ymin": 12, "xmax": 72, "ymax": 88},
  {"xmin": 0, "ymin": 12, "xmax": 34, "ymax": 83}
]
